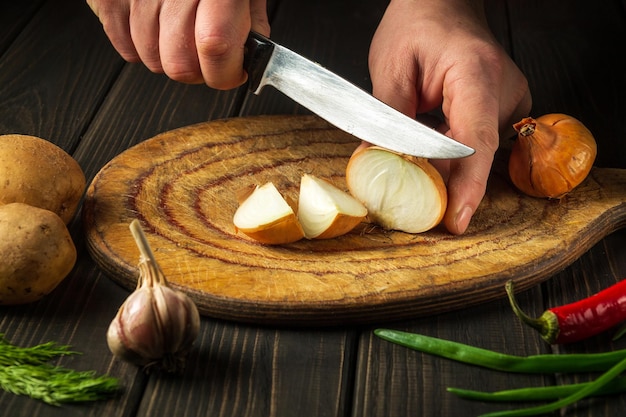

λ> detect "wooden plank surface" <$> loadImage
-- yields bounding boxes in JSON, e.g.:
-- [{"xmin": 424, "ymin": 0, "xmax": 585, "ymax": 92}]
[
  {"xmin": 0, "ymin": 0, "xmax": 624, "ymax": 416},
  {"xmin": 0, "ymin": 1, "xmax": 45, "ymax": 54},
  {"xmin": 0, "ymin": 0, "xmax": 123, "ymax": 150}
]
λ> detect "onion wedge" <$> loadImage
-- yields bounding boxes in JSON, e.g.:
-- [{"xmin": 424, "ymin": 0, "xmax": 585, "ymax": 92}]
[
  {"xmin": 297, "ymin": 174, "xmax": 367, "ymax": 239},
  {"xmin": 233, "ymin": 182, "xmax": 304, "ymax": 244}
]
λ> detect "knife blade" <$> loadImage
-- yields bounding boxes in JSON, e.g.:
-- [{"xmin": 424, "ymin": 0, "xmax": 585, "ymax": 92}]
[{"xmin": 243, "ymin": 31, "xmax": 474, "ymax": 159}]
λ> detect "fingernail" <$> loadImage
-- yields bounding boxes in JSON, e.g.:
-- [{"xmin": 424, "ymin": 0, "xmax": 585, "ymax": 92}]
[{"xmin": 455, "ymin": 206, "xmax": 473, "ymax": 234}]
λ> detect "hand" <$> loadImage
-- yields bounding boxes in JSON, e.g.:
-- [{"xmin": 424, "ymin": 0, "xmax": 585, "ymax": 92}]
[
  {"xmin": 87, "ymin": 0, "xmax": 270, "ymax": 89},
  {"xmin": 367, "ymin": 0, "xmax": 532, "ymax": 234}
]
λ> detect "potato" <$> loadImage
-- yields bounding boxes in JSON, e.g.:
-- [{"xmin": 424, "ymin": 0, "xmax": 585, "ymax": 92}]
[
  {"xmin": 0, "ymin": 203, "xmax": 77, "ymax": 305},
  {"xmin": 0, "ymin": 134, "xmax": 86, "ymax": 224}
]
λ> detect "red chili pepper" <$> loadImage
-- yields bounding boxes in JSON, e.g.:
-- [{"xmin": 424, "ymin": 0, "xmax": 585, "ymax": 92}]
[{"xmin": 506, "ymin": 280, "xmax": 626, "ymax": 344}]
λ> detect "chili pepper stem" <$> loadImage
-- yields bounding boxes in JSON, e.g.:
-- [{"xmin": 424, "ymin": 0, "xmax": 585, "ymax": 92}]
[{"xmin": 505, "ymin": 281, "xmax": 559, "ymax": 344}]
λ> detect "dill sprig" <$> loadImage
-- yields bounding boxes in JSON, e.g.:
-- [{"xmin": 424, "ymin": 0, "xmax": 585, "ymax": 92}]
[
  {"xmin": 0, "ymin": 333, "xmax": 121, "ymax": 405},
  {"xmin": 0, "ymin": 334, "xmax": 75, "ymax": 366}
]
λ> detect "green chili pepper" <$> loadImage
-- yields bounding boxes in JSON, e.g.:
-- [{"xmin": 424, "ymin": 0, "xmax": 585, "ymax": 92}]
[
  {"xmin": 477, "ymin": 356, "xmax": 626, "ymax": 417},
  {"xmin": 374, "ymin": 329, "xmax": 626, "ymax": 373},
  {"xmin": 447, "ymin": 376, "xmax": 626, "ymax": 402}
]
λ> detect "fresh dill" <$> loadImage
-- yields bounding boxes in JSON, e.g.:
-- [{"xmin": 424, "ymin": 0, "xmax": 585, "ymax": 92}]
[{"xmin": 0, "ymin": 334, "xmax": 121, "ymax": 406}]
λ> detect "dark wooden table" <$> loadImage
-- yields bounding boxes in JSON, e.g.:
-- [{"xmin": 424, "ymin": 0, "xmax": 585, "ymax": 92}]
[{"xmin": 1, "ymin": 0, "xmax": 625, "ymax": 416}]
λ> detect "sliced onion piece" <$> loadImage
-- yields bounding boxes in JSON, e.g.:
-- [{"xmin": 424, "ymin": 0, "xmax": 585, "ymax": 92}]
[
  {"xmin": 346, "ymin": 146, "xmax": 447, "ymax": 233},
  {"xmin": 297, "ymin": 174, "xmax": 367, "ymax": 239},
  {"xmin": 233, "ymin": 182, "xmax": 304, "ymax": 244}
]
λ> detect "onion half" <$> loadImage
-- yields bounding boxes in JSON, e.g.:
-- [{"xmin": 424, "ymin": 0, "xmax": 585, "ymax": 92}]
[{"xmin": 346, "ymin": 146, "xmax": 447, "ymax": 233}]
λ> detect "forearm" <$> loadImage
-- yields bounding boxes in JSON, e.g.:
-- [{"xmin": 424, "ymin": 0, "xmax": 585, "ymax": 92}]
[{"xmin": 386, "ymin": 0, "xmax": 489, "ymax": 30}]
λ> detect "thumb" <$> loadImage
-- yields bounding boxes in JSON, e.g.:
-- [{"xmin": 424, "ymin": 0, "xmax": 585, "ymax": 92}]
[
  {"xmin": 250, "ymin": 0, "xmax": 270, "ymax": 36},
  {"xmin": 195, "ymin": 0, "xmax": 252, "ymax": 90}
]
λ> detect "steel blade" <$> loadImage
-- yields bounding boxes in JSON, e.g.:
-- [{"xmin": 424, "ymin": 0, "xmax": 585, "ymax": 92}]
[{"xmin": 247, "ymin": 35, "xmax": 474, "ymax": 159}]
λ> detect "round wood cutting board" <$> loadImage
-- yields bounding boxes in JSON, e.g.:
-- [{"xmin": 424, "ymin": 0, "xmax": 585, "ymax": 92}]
[{"xmin": 83, "ymin": 115, "xmax": 626, "ymax": 326}]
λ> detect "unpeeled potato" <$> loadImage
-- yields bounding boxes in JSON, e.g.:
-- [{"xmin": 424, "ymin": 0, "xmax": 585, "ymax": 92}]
[
  {"xmin": 0, "ymin": 203, "xmax": 77, "ymax": 305},
  {"xmin": 0, "ymin": 134, "xmax": 86, "ymax": 224}
]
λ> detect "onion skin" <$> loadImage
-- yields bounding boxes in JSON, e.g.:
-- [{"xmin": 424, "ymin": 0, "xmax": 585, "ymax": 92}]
[
  {"xmin": 313, "ymin": 212, "xmax": 364, "ymax": 239},
  {"xmin": 508, "ymin": 114, "xmax": 597, "ymax": 199},
  {"xmin": 236, "ymin": 213, "xmax": 305, "ymax": 245}
]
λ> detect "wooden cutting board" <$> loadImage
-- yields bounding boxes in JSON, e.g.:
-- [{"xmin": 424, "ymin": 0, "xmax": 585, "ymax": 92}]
[{"xmin": 83, "ymin": 115, "xmax": 626, "ymax": 326}]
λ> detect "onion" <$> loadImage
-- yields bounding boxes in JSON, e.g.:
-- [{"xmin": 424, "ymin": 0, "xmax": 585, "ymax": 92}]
[
  {"xmin": 346, "ymin": 146, "xmax": 447, "ymax": 233},
  {"xmin": 297, "ymin": 174, "xmax": 367, "ymax": 239},
  {"xmin": 233, "ymin": 182, "xmax": 304, "ymax": 245},
  {"xmin": 233, "ymin": 175, "xmax": 367, "ymax": 244},
  {"xmin": 508, "ymin": 113, "xmax": 597, "ymax": 199}
]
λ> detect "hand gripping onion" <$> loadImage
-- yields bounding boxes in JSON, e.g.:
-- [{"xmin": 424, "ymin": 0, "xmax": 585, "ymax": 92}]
[{"xmin": 346, "ymin": 146, "xmax": 447, "ymax": 233}]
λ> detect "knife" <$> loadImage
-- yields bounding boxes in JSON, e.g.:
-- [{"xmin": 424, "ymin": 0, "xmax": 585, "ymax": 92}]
[{"xmin": 243, "ymin": 32, "xmax": 474, "ymax": 159}]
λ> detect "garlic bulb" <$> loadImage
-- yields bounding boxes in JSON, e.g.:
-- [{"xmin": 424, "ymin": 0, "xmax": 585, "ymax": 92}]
[{"xmin": 107, "ymin": 220, "xmax": 200, "ymax": 373}]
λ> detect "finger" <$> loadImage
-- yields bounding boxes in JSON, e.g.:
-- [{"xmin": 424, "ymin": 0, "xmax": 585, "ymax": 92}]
[
  {"xmin": 159, "ymin": 0, "xmax": 203, "ymax": 83},
  {"xmin": 129, "ymin": 0, "xmax": 163, "ymax": 72},
  {"xmin": 502, "ymin": 88, "xmax": 532, "ymax": 137},
  {"xmin": 498, "ymin": 65, "xmax": 532, "ymax": 138},
  {"xmin": 88, "ymin": 0, "xmax": 140, "ymax": 62},
  {"xmin": 250, "ymin": 0, "xmax": 270, "ymax": 36},
  {"xmin": 369, "ymin": 52, "xmax": 420, "ymax": 116},
  {"xmin": 195, "ymin": 0, "xmax": 251, "ymax": 90},
  {"xmin": 442, "ymin": 71, "xmax": 501, "ymax": 235}
]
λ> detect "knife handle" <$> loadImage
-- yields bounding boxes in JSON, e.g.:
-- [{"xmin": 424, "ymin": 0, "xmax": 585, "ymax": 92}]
[{"xmin": 244, "ymin": 32, "xmax": 274, "ymax": 92}]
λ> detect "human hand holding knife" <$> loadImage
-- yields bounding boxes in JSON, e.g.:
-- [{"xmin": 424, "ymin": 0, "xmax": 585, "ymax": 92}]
[
  {"xmin": 87, "ymin": 0, "xmax": 532, "ymax": 233},
  {"xmin": 243, "ymin": 32, "xmax": 474, "ymax": 160}
]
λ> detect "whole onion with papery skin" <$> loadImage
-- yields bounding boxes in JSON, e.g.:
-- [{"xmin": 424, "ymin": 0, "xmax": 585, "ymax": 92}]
[{"xmin": 508, "ymin": 114, "xmax": 597, "ymax": 199}]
